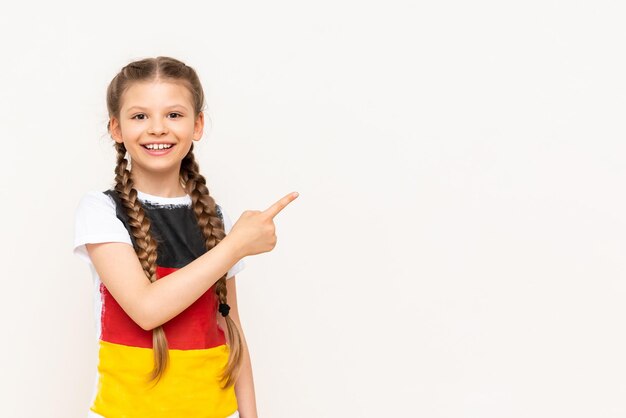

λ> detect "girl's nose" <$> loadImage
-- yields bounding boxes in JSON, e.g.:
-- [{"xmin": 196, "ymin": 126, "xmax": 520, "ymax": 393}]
[{"xmin": 148, "ymin": 121, "xmax": 167, "ymax": 135}]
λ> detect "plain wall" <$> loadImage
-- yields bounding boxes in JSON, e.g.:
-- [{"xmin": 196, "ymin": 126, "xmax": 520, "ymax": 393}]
[{"xmin": 1, "ymin": 1, "xmax": 625, "ymax": 417}]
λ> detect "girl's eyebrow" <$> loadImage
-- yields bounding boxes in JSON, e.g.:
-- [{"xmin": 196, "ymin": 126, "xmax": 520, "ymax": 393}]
[{"xmin": 126, "ymin": 104, "xmax": 189, "ymax": 112}]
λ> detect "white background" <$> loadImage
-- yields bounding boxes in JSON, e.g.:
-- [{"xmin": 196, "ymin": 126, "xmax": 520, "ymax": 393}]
[{"xmin": 1, "ymin": 1, "xmax": 625, "ymax": 417}]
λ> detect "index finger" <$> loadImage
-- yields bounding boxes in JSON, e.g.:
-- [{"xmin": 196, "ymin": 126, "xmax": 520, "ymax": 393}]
[{"xmin": 263, "ymin": 192, "xmax": 299, "ymax": 219}]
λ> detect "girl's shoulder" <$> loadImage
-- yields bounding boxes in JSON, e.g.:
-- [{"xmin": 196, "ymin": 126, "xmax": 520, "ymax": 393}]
[
  {"xmin": 73, "ymin": 190, "xmax": 133, "ymax": 264},
  {"xmin": 75, "ymin": 189, "xmax": 118, "ymax": 214}
]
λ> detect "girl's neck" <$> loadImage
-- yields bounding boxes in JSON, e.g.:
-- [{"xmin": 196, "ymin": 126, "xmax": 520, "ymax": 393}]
[
  {"xmin": 136, "ymin": 186, "xmax": 188, "ymax": 198},
  {"xmin": 130, "ymin": 170, "xmax": 187, "ymax": 198}
]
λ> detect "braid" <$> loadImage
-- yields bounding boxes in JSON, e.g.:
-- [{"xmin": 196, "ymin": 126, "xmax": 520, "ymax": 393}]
[
  {"xmin": 181, "ymin": 143, "xmax": 244, "ymax": 388},
  {"xmin": 113, "ymin": 142, "xmax": 170, "ymax": 387}
]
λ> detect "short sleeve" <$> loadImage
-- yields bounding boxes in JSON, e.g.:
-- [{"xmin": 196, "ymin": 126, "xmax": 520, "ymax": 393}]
[
  {"xmin": 220, "ymin": 205, "xmax": 246, "ymax": 280},
  {"xmin": 73, "ymin": 191, "xmax": 133, "ymax": 265}
]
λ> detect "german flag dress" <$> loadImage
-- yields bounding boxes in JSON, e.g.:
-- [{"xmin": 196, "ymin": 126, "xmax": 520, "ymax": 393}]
[{"xmin": 73, "ymin": 189, "xmax": 245, "ymax": 418}]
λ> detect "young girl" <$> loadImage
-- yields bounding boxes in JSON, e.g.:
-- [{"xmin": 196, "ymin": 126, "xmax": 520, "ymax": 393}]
[{"xmin": 72, "ymin": 56, "xmax": 298, "ymax": 418}]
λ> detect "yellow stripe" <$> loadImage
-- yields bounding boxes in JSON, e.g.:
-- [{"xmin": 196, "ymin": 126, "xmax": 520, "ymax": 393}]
[{"xmin": 91, "ymin": 340, "xmax": 238, "ymax": 418}]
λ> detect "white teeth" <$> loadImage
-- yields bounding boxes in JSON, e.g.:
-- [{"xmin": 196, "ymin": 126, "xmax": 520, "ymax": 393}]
[{"xmin": 145, "ymin": 143, "xmax": 173, "ymax": 150}]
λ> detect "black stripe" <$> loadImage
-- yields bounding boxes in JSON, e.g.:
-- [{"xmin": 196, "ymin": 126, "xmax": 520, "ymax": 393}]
[{"xmin": 103, "ymin": 189, "xmax": 223, "ymax": 269}]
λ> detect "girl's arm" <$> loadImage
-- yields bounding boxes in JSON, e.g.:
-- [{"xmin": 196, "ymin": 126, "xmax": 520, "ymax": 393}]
[
  {"xmin": 217, "ymin": 276, "xmax": 259, "ymax": 418},
  {"xmin": 82, "ymin": 191, "xmax": 296, "ymax": 332},
  {"xmin": 86, "ymin": 233, "xmax": 244, "ymax": 331}
]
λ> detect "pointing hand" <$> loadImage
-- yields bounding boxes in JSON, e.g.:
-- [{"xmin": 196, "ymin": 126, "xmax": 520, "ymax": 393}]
[{"xmin": 227, "ymin": 192, "xmax": 299, "ymax": 257}]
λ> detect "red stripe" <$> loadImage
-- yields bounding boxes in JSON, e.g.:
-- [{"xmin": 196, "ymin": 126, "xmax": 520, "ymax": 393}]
[{"xmin": 100, "ymin": 265, "xmax": 226, "ymax": 349}]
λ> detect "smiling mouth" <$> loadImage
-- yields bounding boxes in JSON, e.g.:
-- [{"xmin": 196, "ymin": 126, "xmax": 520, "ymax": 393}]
[
  {"xmin": 142, "ymin": 144, "xmax": 175, "ymax": 150},
  {"xmin": 142, "ymin": 144, "xmax": 176, "ymax": 155}
]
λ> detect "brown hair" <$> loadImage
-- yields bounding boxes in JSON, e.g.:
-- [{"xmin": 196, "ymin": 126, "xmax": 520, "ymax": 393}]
[{"xmin": 105, "ymin": 56, "xmax": 243, "ymax": 388}]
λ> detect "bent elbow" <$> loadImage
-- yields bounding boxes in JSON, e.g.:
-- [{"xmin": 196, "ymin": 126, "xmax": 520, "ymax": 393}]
[
  {"xmin": 130, "ymin": 300, "xmax": 156, "ymax": 331},
  {"xmin": 140, "ymin": 324, "xmax": 155, "ymax": 332},
  {"xmin": 138, "ymin": 317, "xmax": 155, "ymax": 332},
  {"xmin": 136, "ymin": 308, "xmax": 158, "ymax": 332},
  {"xmin": 135, "ymin": 296, "xmax": 166, "ymax": 331},
  {"xmin": 129, "ymin": 284, "xmax": 160, "ymax": 331}
]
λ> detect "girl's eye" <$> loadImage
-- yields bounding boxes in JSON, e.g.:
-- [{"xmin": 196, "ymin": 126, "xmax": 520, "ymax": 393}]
[{"xmin": 131, "ymin": 113, "xmax": 182, "ymax": 120}]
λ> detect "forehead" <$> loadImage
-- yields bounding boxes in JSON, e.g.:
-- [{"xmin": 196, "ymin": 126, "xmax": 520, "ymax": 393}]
[{"xmin": 121, "ymin": 81, "xmax": 194, "ymax": 111}]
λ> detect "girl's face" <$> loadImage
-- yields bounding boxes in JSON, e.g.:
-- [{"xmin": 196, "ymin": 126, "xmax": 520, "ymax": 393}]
[{"xmin": 109, "ymin": 80, "xmax": 203, "ymax": 176}]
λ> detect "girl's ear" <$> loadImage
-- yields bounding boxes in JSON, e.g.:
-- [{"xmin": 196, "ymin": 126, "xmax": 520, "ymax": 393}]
[
  {"xmin": 193, "ymin": 111, "xmax": 204, "ymax": 141},
  {"xmin": 109, "ymin": 117, "xmax": 123, "ymax": 143}
]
